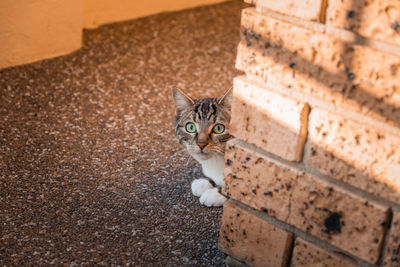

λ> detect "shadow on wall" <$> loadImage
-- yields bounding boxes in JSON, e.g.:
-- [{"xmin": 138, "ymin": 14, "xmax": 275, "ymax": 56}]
[
  {"xmin": 233, "ymin": 0, "xmax": 400, "ymax": 200},
  {"xmin": 225, "ymin": 84, "xmax": 399, "ymax": 263},
  {"xmin": 221, "ymin": 1, "xmax": 400, "ymax": 264},
  {"xmin": 237, "ymin": 9, "xmax": 400, "ymax": 129},
  {"xmin": 231, "ymin": 77, "xmax": 400, "ymax": 205}
]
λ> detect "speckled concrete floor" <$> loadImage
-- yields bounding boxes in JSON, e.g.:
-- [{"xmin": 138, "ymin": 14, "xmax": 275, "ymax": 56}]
[{"xmin": 0, "ymin": 1, "xmax": 245, "ymax": 265}]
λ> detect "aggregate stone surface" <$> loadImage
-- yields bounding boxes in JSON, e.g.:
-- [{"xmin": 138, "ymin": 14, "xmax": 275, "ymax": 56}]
[{"xmin": 0, "ymin": 1, "xmax": 245, "ymax": 265}]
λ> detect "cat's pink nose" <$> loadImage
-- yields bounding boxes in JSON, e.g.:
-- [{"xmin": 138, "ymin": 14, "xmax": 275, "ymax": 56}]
[{"xmin": 197, "ymin": 143, "xmax": 207, "ymax": 150}]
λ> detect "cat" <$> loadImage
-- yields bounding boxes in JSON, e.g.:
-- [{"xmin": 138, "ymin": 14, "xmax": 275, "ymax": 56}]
[{"xmin": 173, "ymin": 87, "xmax": 232, "ymax": 207}]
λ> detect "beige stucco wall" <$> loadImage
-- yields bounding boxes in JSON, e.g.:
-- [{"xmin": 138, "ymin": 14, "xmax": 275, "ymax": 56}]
[
  {"xmin": 84, "ymin": 0, "xmax": 226, "ymax": 29},
  {"xmin": 0, "ymin": 0, "xmax": 83, "ymax": 69},
  {"xmin": 0, "ymin": 0, "xmax": 226, "ymax": 69}
]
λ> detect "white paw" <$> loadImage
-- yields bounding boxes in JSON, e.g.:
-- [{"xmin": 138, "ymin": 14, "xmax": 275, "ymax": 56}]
[
  {"xmin": 191, "ymin": 179, "xmax": 213, "ymax": 197},
  {"xmin": 199, "ymin": 188, "xmax": 226, "ymax": 207}
]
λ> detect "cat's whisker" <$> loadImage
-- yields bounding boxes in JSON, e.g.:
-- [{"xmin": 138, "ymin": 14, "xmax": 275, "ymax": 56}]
[
  {"xmin": 171, "ymin": 148, "xmax": 187, "ymax": 157},
  {"xmin": 184, "ymin": 154, "xmax": 192, "ymax": 166},
  {"xmin": 207, "ymin": 146, "xmax": 224, "ymax": 154}
]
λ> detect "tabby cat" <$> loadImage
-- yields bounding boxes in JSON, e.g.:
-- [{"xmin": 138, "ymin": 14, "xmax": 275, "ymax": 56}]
[{"xmin": 172, "ymin": 87, "xmax": 232, "ymax": 207}]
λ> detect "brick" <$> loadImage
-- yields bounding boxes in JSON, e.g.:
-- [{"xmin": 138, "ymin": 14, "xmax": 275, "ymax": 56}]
[
  {"xmin": 308, "ymin": 108, "xmax": 400, "ymax": 205},
  {"xmin": 223, "ymin": 139, "xmax": 389, "ymax": 263},
  {"xmin": 237, "ymin": 8, "xmax": 400, "ymax": 127},
  {"xmin": 231, "ymin": 76, "xmax": 309, "ymax": 162},
  {"xmin": 327, "ymin": 0, "xmax": 400, "ymax": 47},
  {"xmin": 383, "ymin": 212, "xmax": 400, "ymax": 266},
  {"xmin": 245, "ymin": 0, "xmax": 324, "ymax": 22},
  {"xmin": 291, "ymin": 238, "xmax": 358, "ymax": 267},
  {"xmin": 219, "ymin": 201, "xmax": 293, "ymax": 267}
]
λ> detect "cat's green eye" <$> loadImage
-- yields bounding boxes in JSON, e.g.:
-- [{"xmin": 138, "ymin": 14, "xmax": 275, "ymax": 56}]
[
  {"xmin": 213, "ymin": 124, "xmax": 225, "ymax": 134},
  {"xmin": 185, "ymin": 122, "xmax": 197, "ymax": 133}
]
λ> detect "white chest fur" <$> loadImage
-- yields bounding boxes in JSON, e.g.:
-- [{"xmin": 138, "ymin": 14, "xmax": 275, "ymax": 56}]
[{"xmin": 198, "ymin": 155, "xmax": 225, "ymax": 186}]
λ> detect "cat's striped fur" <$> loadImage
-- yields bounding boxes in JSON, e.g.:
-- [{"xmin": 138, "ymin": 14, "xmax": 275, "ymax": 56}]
[{"xmin": 173, "ymin": 88, "xmax": 232, "ymax": 207}]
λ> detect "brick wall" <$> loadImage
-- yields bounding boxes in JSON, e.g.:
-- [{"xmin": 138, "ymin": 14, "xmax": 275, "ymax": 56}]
[{"xmin": 219, "ymin": 1, "xmax": 400, "ymax": 266}]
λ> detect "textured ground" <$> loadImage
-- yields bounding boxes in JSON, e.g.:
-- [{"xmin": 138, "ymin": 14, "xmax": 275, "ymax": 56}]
[{"xmin": 0, "ymin": 1, "xmax": 245, "ymax": 265}]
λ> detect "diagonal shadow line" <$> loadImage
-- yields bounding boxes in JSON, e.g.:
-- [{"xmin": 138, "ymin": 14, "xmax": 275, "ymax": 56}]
[
  {"xmin": 236, "ymin": 3, "xmax": 399, "ymax": 264},
  {"xmin": 231, "ymin": 76, "xmax": 400, "ymax": 206},
  {"xmin": 227, "ymin": 87, "xmax": 398, "ymax": 264},
  {"xmin": 238, "ymin": 22, "xmax": 400, "ymax": 129}
]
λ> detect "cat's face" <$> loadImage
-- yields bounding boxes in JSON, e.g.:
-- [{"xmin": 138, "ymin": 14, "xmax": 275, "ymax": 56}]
[{"xmin": 173, "ymin": 88, "xmax": 232, "ymax": 161}]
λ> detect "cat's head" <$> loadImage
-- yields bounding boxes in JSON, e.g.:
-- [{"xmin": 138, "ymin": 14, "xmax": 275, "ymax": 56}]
[{"xmin": 173, "ymin": 87, "xmax": 232, "ymax": 161}]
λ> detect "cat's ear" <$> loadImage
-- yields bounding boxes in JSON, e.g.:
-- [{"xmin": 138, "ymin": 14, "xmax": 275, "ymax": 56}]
[
  {"xmin": 218, "ymin": 87, "xmax": 232, "ymax": 108},
  {"xmin": 172, "ymin": 87, "xmax": 194, "ymax": 112}
]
